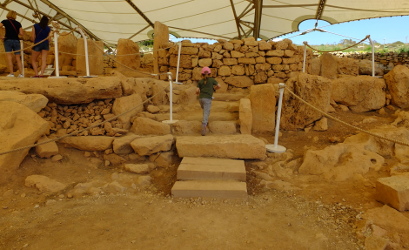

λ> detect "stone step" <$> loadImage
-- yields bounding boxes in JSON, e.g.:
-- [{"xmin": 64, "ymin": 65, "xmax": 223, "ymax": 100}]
[
  {"xmin": 171, "ymin": 120, "xmax": 238, "ymax": 136},
  {"xmin": 213, "ymin": 92, "xmax": 248, "ymax": 101},
  {"xmin": 177, "ymin": 157, "xmax": 246, "ymax": 181},
  {"xmin": 176, "ymin": 134, "xmax": 266, "ymax": 160},
  {"xmin": 155, "ymin": 111, "xmax": 238, "ymax": 122},
  {"xmin": 171, "ymin": 180, "xmax": 247, "ymax": 199}
]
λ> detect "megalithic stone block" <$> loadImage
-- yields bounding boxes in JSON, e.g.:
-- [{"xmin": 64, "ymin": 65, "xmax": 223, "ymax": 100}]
[
  {"xmin": 376, "ymin": 175, "xmax": 409, "ymax": 211},
  {"xmin": 177, "ymin": 157, "xmax": 246, "ymax": 181},
  {"xmin": 171, "ymin": 180, "xmax": 247, "ymax": 199}
]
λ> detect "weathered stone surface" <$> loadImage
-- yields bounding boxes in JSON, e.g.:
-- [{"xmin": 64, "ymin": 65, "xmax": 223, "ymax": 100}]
[
  {"xmin": 25, "ymin": 175, "xmax": 66, "ymax": 193},
  {"xmin": 149, "ymin": 151, "xmax": 178, "ymax": 168},
  {"xmin": 150, "ymin": 80, "xmax": 168, "ymax": 105},
  {"xmin": 123, "ymin": 163, "xmax": 150, "ymax": 174},
  {"xmin": 384, "ymin": 65, "xmax": 409, "ymax": 109},
  {"xmin": 344, "ymin": 126, "xmax": 409, "ymax": 162},
  {"xmin": 112, "ymin": 133, "xmax": 140, "ymax": 154},
  {"xmin": 308, "ymin": 57, "xmax": 321, "ymax": 76},
  {"xmin": 358, "ymin": 59, "xmax": 384, "ymax": 76},
  {"xmin": 224, "ymin": 76, "xmax": 254, "ymax": 88},
  {"xmin": 112, "ymin": 94, "xmax": 144, "ymax": 129},
  {"xmin": 177, "ymin": 157, "xmax": 246, "ymax": 181},
  {"xmin": 362, "ymin": 205, "xmax": 409, "ymax": 236},
  {"xmin": 231, "ymin": 65, "xmax": 245, "ymax": 76},
  {"xmin": 320, "ymin": 53, "xmax": 338, "ymax": 79},
  {"xmin": 172, "ymin": 180, "xmax": 247, "ymax": 199},
  {"xmin": 130, "ymin": 134, "xmax": 174, "ymax": 156},
  {"xmin": 218, "ymin": 65, "xmax": 232, "ymax": 76},
  {"xmin": 281, "ymin": 73, "xmax": 331, "ymax": 130},
  {"xmin": 172, "ymin": 120, "xmax": 202, "ymax": 135},
  {"xmin": 208, "ymin": 121, "xmax": 237, "ymax": 134},
  {"xmin": 176, "ymin": 134, "xmax": 266, "ymax": 159},
  {"xmin": 57, "ymin": 32, "xmax": 77, "ymax": 71},
  {"xmin": 59, "ymin": 136, "xmax": 114, "ymax": 151},
  {"xmin": 35, "ymin": 136, "xmax": 59, "ymax": 158},
  {"xmin": 121, "ymin": 77, "xmax": 151, "ymax": 96},
  {"xmin": 0, "ymin": 101, "xmax": 49, "ymax": 183},
  {"xmin": 266, "ymin": 50, "xmax": 284, "ymax": 57},
  {"xmin": 249, "ymin": 84, "xmax": 275, "ymax": 133},
  {"xmin": 337, "ymin": 57, "xmax": 359, "ymax": 76},
  {"xmin": 312, "ymin": 117, "xmax": 328, "ymax": 131},
  {"xmin": 0, "ymin": 91, "xmax": 48, "ymax": 112},
  {"xmin": 76, "ymin": 39, "xmax": 104, "ymax": 75},
  {"xmin": 0, "ymin": 77, "xmax": 122, "ymax": 105},
  {"xmin": 299, "ymin": 143, "xmax": 384, "ymax": 181},
  {"xmin": 331, "ymin": 76, "xmax": 386, "ymax": 112},
  {"xmin": 116, "ymin": 38, "xmax": 141, "ymax": 73},
  {"xmin": 239, "ymin": 98, "xmax": 252, "ymax": 134},
  {"xmin": 130, "ymin": 117, "xmax": 171, "ymax": 135},
  {"xmin": 376, "ymin": 175, "xmax": 409, "ymax": 211},
  {"xmin": 259, "ymin": 41, "xmax": 272, "ymax": 51}
]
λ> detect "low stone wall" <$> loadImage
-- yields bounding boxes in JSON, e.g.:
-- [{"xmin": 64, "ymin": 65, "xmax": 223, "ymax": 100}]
[
  {"xmin": 157, "ymin": 37, "xmax": 314, "ymax": 86},
  {"xmin": 331, "ymin": 51, "xmax": 409, "ymax": 71}
]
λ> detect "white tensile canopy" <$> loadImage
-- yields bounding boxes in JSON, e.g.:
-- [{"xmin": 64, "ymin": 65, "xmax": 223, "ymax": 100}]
[{"xmin": 0, "ymin": 0, "xmax": 408, "ymax": 46}]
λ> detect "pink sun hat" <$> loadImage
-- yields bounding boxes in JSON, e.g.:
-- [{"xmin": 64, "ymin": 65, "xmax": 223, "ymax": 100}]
[{"xmin": 201, "ymin": 67, "xmax": 211, "ymax": 74}]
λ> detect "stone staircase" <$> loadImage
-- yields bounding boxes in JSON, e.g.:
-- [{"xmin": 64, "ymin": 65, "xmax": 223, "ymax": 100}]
[
  {"xmin": 171, "ymin": 157, "xmax": 248, "ymax": 199},
  {"xmin": 155, "ymin": 92, "xmax": 247, "ymax": 136},
  {"xmin": 162, "ymin": 91, "xmax": 263, "ymax": 199}
]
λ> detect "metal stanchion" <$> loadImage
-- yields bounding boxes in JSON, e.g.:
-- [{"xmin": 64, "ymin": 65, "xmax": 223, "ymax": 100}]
[
  {"xmin": 49, "ymin": 22, "xmax": 66, "ymax": 78},
  {"xmin": 175, "ymin": 42, "xmax": 182, "ymax": 84},
  {"xmin": 20, "ymin": 40, "xmax": 24, "ymax": 77},
  {"xmin": 162, "ymin": 72, "xmax": 178, "ymax": 125},
  {"xmin": 266, "ymin": 83, "xmax": 287, "ymax": 153},
  {"xmin": 76, "ymin": 27, "xmax": 97, "ymax": 78}
]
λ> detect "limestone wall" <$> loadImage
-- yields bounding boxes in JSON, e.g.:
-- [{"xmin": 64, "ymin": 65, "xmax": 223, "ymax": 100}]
[{"xmin": 157, "ymin": 37, "xmax": 314, "ymax": 86}]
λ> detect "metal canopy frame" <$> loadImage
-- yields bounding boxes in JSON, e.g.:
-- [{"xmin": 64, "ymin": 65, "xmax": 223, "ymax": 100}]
[{"xmin": 0, "ymin": 0, "xmax": 407, "ymax": 46}]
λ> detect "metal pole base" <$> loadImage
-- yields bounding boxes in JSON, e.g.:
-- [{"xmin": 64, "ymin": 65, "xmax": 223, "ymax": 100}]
[
  {"xmin": 162, "ymin": 120, "xmax": 178, "ymax": 124},
  {"xmin": 266, "ymin": 144, "xmax": 286, "ymax": 153},
  {"xmin": 48, "ymin": 76, "xmax": 68, "ymax": 78},
  {"xmin": 80, "ymin": 75, "xmax": 98, "ymax": 78}
]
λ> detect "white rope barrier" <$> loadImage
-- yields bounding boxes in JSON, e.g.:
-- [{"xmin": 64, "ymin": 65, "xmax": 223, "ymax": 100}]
[{"xmin": 302, "ymin": 35, "xmax": 374, "ymax": 76}]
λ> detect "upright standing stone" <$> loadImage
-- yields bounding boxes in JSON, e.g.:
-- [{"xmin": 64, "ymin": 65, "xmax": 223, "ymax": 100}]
[
  {"xmin": 116, "ymin": 38, "xmax": 141, "ymax": 74},
  {"xmin": 376, "ymin": 175, "xmax": 409, "ymax": 212},
  {"xmin": 76, "ymin": 39, "xmax": 103, "ymax": 75},
  {"xmin": 249, "ymin": 84, "xmax": 275, "ymax": 133},
  {"xmin": 239, "ymin": 98, "xmax": 252, "ymax": 134},
  {"xmin": 153, "ymin": 21, "xmax": 170, "ymax": 75}
]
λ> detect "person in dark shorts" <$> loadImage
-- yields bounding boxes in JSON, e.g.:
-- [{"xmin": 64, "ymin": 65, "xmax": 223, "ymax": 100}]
[
  {"xmin": 31, "ymin": 16, "xmax": 51, "ymax": 77},
  {"xmin": 0, "ymin": 10, "xmax": 24, "ymax": 77}
]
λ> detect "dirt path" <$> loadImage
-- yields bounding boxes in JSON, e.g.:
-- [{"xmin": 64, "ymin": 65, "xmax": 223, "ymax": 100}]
[{"xmin": 0, "ymin": 190, "xmax": 363, "ymax": 250}]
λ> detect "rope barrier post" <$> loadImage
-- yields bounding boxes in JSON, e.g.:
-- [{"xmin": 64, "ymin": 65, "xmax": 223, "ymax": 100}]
[
  {"xmin": 302, "ymin": 42, "xmax": 307, "ymax": 73},
  {"xmin": 162, "ymin": 72, "xmax": 178, "ymax": 125},
  {"xmin": 266, "ymin": 83, "xmax": 286, "ymax": 153},
  {"xmin": 175, "ymin": 42, "xmax": 182, "ymax": 84},
  {"xmin": 49, "ymin": 26, "xmax": 67, "ymax": 79},
  {"xmin": 76, "ymin": 27, "xmax": 97, "ymax": 78},
  {"xmin": 368, "ymin": 35, "xmax": 375, "ymax": 77},
  {"xmin": 20, "ymin": 40, "xmax": 24, "ymax": 77}
]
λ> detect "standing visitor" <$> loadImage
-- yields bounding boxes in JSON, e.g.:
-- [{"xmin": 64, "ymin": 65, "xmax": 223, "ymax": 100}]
[
  {"xmin": 0, "ymin": 10, "xmax": 24, "ymax": 77},
  {"xmin": 196, "ymin": 66, "xmax": 221, "ymax": 136},
  {"xmin": 31, "ymin": 16, "xmax": 51, "ymax": 77}
]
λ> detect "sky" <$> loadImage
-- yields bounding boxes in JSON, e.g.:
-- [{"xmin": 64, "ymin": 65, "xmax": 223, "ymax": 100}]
[
  {"xmin": 277, "ymin": 16, "xmax": 409, "ymax": 45},
  {"xmin": 172, "ymin": 16, "xmax": 409, "ymax": 46}
]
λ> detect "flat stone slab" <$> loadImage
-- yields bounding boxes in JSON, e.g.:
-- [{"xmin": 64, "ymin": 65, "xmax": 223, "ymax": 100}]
[
  {"xmin": 171, "ymin": 180, "xmax": 247, "ymax": 199},
  {"xmin": 376, "ymin": 175, "xmax": 409, "ymax": 211},
  {"xmin": 176, "ymin": 134, "xmax": 266, "ymax": 159},
  {"xmin": 177, "ymin": 157, "xmax": 246, "ymax": 181}
]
